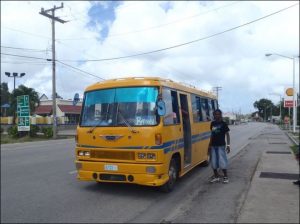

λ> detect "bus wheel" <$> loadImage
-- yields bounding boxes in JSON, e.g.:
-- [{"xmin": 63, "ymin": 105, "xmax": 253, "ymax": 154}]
[{"xmin": 160, "ymin": 158, "xmax": 178, "ymax": 193}]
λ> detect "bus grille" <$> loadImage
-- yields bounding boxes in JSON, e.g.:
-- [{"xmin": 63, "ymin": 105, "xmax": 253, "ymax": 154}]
[{"xmin": 90, "ymin": 150, "xmax": 135, "ymax": 161}]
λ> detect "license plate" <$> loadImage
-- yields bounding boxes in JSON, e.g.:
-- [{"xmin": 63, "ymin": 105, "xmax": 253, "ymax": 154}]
[{"xmin": 104, "ymin": 164, "xmax": 118, "ymax": 171}]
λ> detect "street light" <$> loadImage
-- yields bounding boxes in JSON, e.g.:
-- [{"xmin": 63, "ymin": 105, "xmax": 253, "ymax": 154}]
[
  {"xmin": 269, "ymin": 93, "xmax": 282, "ymax": 123},
  {"xmin": 265, "ymin": 53, "xmax": 299, "ymax": 133},
  {"xmin": 5, "ymin": 72, "xmax": 26, "ymax": 91}
]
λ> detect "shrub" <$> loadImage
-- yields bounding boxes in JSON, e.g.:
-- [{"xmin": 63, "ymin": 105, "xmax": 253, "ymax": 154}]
[
  {"xmin": 7, "ymin": 125, "xmax": 18, "ymax": 138},
  {"xmin": 42, "ymin": 127, "xmax": 53, "ymax": 138},
  {"xmin": 29, "ymin": 125, "xmax": 40, "ymax": 137}
]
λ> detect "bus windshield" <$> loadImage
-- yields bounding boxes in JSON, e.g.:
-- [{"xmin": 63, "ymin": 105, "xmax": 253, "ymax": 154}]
[{"xmin": 80, "ymin": 87, "xmax": 159, "ymax": 127}]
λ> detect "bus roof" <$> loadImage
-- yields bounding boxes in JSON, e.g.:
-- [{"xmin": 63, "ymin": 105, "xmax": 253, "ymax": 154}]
[{"xmin": 85, "ymin": 77, "xmax": 216, "ymax": 99}]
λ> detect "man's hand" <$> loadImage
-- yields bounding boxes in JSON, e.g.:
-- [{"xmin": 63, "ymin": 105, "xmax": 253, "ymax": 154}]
[
  {"xmin": 208, "ymin": 146, "xmax": 212, "ymax": 156},
  {"xmin": 226, "ymin": 145, "xmax": 230, "ymax": 154}
]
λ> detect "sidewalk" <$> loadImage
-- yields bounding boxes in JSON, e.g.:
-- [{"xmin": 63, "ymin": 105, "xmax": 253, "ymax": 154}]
[
  {"xmin": 57, "ymin": 128, "xmax": 76, "ymax": 136},
  {"xmin": 237, "ymin": 125, "xmax": 299, "ymax": 223}
]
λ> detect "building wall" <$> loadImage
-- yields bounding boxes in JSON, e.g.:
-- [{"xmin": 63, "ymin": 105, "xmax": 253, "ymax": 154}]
[{"xmin": 39, "ymin": 99, "xmax": 82, "ymax": 117}]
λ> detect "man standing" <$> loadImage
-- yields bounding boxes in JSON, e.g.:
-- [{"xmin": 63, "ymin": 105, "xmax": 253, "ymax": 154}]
[{"xmin": 208, "ymin": 109, "xmax": 231, "ymax": 183}]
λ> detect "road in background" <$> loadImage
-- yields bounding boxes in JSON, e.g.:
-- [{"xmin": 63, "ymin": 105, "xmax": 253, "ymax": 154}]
[{"xmin": 1, "ymin": 122, "xmax": 269, "ymax": 223}]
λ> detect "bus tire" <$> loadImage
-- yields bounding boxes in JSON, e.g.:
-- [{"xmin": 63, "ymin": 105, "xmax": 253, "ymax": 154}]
[{"xmin": 160, "ymin": 158, "xmax": 178, "ymax": 193}]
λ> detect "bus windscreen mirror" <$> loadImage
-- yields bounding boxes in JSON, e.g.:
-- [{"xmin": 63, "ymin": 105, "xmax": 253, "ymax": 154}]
[{"xmin": 157, "ymin": 100, "xmax": 166, "ymax": 116}]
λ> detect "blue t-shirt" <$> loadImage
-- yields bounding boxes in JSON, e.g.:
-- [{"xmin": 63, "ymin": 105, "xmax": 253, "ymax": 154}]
[{"xmin": 210, "ymin": 120, "xmax": 230, "ymax": 146}]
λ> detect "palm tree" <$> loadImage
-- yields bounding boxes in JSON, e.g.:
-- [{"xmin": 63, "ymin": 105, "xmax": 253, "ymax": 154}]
[{"xmin": 10, "ymin": 85, "xmax": 40, "ymax": 124}]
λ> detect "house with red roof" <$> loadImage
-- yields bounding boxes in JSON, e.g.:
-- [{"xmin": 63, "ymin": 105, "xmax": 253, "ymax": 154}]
[{"xmin": 34, "ymin": 95, "xmax": 82, "ymax": 124}]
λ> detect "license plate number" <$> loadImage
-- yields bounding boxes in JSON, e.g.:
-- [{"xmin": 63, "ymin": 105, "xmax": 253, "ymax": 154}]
[{"xmin": 104, "ymin": 164, "xmax": 118, "ymax": 171}]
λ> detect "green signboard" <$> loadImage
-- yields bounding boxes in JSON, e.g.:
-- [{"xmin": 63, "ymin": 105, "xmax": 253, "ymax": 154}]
[{"xmin": 17, "ymin": 95, "xmax": 30, "ymax": 131}]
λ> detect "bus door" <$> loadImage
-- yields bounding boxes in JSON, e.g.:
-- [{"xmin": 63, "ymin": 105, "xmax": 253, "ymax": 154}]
[{"xmin": 179, "ymin": 93, "xmax": 192, "ymax": 166}]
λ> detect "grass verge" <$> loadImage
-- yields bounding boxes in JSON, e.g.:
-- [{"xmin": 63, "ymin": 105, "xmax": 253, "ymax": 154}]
[
  {"xmin": 1, "ymin": 134, "xmax": 71, "ymax": 144},
  {"xmin": 290, "ymin": 145, "xmax": 299, "ymax": 157}
]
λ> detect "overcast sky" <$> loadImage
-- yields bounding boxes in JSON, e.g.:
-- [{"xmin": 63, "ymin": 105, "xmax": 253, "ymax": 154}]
[{"xmin": 1, "ymin": 1, "xmax": 299, "ymax": 114}]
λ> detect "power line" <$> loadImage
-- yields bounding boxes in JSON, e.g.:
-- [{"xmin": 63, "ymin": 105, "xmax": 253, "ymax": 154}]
[
  {"xmin": 101, "ymin": 1, "xmax": 241, "ymax": 38},
  {"xmin": 1, "ymin": 45, "xmax": 48, "ymax": 52},
  {"xmin": 57, "ymin": 3, "xmax": 299, "ymax": 62},
  {"xmin": 1, "ymin": 52, "xmax": 103, "ymax": 79},
  {"xmin": 1, "ymin": 61, "xmax": 51, "ymax": 65},
  {"xmin": 56, "ymin": 60, "xmax": 105, "ymax": 80},
  {"xmin": 57, "ymin": 1, "xmax": 241, "ymax": 41},
  {"xmin": 2, "ymin": 26, "xmax": 51, "ymax": 39},
  {"xmin": 1, "ymin": 52, "xmax": 47, "ymax": 60},
  {"xmin": 2, "ymin": 3, "xmax": 298, "ymax": 64},
  {"xmin": 64, "ymin": 1, "xmax": 141, "ymax": 22}
]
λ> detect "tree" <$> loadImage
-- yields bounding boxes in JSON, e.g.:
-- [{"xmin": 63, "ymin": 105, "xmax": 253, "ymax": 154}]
[
  {"xmin": 10, "ymin": 85, "xmax": 40, "ymax": 124},
  {"xmin": 0, "ymin": 82, "xmax": 12, "ymax": 116},
  {"xmin": 253, "ymin": 98, "xmax": 275, "ymax": 121}
]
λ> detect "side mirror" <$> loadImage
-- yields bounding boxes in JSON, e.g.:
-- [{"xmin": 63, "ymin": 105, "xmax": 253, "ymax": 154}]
[{"xmin": 157, "ymin": 99, "xmax": 166, "ymax": 116}]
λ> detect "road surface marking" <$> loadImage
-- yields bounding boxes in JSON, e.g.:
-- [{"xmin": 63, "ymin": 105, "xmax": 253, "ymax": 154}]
[{"xmin": 69, "ymin": 170, "xmax": 77, "ymax": 174}]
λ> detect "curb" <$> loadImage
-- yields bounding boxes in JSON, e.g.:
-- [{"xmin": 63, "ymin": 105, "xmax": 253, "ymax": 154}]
[
  {"xmin": 285, "ymin": 132, "xmax": 299, "ymax": 146},
  {"xmin": 235, "ymin": 150, "xmax": 263, "ymax": 223}
]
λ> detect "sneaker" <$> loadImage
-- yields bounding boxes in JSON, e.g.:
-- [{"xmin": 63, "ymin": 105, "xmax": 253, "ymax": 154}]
[
  {"xmin": 223, "ymin": 177, "xmax": 229, "ymax": 183},
  {"xmin": 293, "ymin": 180, "xmax": 300, "ymax": 186},
  {"xmin": 209, "ymin": 176, "xmax": 220, "ymax": 183}
]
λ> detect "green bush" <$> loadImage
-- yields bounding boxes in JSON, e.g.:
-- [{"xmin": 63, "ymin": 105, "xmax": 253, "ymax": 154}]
[
  {"xmin": 7, "ymin": 125, "xmax": 18, "ymax": 138},
  {"xmin": 29, "ymin": 125, "xmax": 40, "ymax": 137},
  {"xmin": 42, "ymin": 127, "xmax": 53, "ymax": 138}
]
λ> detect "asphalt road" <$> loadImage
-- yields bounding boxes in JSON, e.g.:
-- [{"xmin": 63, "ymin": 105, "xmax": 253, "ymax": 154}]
[{"xmin": 1, "ymin": 122, "xmax": 270, "ymax": 223}]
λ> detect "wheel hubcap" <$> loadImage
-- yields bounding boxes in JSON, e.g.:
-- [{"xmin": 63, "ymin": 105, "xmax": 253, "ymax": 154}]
[{"xmin": 169, "ymin": 165, "xmax": 176, "ymax": 185}]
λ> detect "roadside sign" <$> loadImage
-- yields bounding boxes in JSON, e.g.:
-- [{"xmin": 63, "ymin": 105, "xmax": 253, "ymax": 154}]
[
  {"xmin": 284, "ymin": 100, "xmax": 297, "ymax": 108},
  {"xmin": 284, "ymin": 87, "xmax": 293, "ymax": 100},
  {"xmin": 17, "ymin": 95, "xmax": 30, "ymax": 131}
]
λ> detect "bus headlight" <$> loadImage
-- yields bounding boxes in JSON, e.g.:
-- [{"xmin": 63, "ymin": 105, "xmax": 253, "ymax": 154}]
[
  {"xmin": 78, "ymin": 150, "xmax": 90, "ymax": 157},
  {"xmin": 138, "ymin": 153, "xmax": 147, "ymax": 159},
  {"xmin": 137, "ymin": 152, "xmax": 157, "ymax": 160},
  {"xmin": 78, "ymin": 151, "xmax": 84, "ymax": 156},
  {"xmin": 147, "ymin": 153, "xmax": 156, "ymax": 160}
]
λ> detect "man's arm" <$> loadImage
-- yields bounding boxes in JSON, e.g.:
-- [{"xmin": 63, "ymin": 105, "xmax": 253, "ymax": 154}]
[{"xmin": 226, "ymin": 132, "xmax": 230, "ymax": 153}]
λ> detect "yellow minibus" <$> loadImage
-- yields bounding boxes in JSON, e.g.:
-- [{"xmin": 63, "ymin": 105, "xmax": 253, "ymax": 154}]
[{"xmin": 75, "ymin": 77, "xmax": 217, "ymax": 192}]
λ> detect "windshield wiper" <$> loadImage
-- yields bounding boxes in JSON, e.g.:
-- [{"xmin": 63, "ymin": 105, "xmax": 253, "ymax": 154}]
[
  {"xmin": 117, "ymin": 108, "xmax": 139, "ymax": 134},
  {"xmin": 86, "ymin": 119, "xmax": 103, "ymax": 134}
]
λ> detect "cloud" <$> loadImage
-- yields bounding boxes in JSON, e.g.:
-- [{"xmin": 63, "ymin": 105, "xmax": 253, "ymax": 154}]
[{"xmin": 1, "ymin": 1, "xmax": 299, "ymax": 113}]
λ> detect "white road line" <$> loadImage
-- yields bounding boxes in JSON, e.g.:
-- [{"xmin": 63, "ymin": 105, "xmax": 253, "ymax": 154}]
[{"xmin": 69, "ymin": 170, "xmax": 77, "ymax": 174}]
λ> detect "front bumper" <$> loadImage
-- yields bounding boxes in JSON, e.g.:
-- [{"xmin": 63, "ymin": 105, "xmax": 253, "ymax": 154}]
[{"xmin": 75, "ymin": 160, "xmax": 169, "ymax": 186}]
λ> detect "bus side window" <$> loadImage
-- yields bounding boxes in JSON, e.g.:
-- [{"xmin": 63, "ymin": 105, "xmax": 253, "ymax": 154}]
[
  {"xmin": 191, "ymin": 94, "xmax": 203, "ymax": 122},
  {"xmin": 162, "ymin": 88, "xmax": 179, "ymax": 125},
  {"xmin": 200, "ymin": 98, "xmax": 209, "ymax": 121},
  {"xmin": 171, "ymin": 91, "xmax": 180, "ymax": 124},
  {"xmin": 207, "ymin": 100, "xmax": 214, "ymax": 120},
  {"xmin": 211, "ymin": 99, "xmax": 216, "ymax": 112}
]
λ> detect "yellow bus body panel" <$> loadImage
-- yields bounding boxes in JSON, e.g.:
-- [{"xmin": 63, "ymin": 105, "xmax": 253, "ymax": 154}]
[{"xmin": 75, "ymin": 77, "xmax": 215, "ymax": 187}]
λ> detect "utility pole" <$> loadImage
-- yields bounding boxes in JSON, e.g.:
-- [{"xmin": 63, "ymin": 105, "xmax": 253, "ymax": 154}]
[
  {"xmin": 39, "ymin": 3, "xmax": 67, "ymax": 139},
  {"xmin": 213, "ymin": 86, "xmax": 222, "ymax": 108}
]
